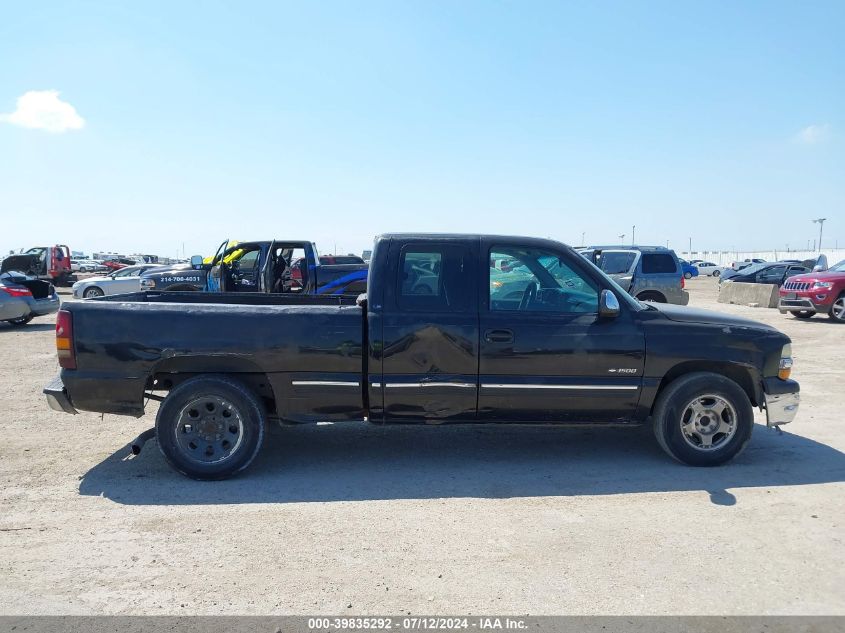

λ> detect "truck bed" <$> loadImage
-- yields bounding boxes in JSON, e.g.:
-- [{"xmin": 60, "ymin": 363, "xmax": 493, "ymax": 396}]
[{"xmin": 63, "ymin": 292, "xmax": 365, "ymax": 420}]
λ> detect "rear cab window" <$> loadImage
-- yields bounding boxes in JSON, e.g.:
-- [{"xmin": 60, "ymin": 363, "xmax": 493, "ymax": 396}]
[{"xmin": 397, "ymin": 245, "xmax": 473, "ymax": 312}]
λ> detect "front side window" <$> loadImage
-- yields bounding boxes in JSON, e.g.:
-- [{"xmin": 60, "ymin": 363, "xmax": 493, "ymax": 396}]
[
  {"xmin": 597, "ymin": 251, "xmax": 637, "ymax": 274},
  {"xmin": 489, "ymin": 247, "xmax": 598, "ymax": 313}
]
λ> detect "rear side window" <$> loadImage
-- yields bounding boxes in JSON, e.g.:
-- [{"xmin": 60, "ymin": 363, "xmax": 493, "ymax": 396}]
[
  {"xmin": 398, "ymin": 246, "xmax": 472, "ymax": 312},
  {"xmin": 641, "ymin": 253, "xmax": 677, "ymax": 274}
]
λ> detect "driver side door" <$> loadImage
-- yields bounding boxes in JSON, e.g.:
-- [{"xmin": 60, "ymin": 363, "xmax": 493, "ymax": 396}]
[{"xmin": 479, "ymin": 241, "xmax": 645, "ymax": 423}]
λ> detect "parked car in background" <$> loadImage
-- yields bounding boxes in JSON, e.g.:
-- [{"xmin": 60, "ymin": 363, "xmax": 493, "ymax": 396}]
[
  {"xmin": 679, "ymin": 259, "xmax": 700, "ymax": 279},
  {"xmin": 101, "ymin": 258, "xmax": 135, "ymax": 271},
  {"xmin": 778, "ymin": 260, "xmax": 845, "ymax": 322},
  {"xmin": 578, "ymin": 245, "xmax": 689, "ymax": 305},
  {"xmin": 720, "ymin": 262, "xmax": 810, "ymax": 286},
  {"xmin": 72, "ymin": 264, "xmax": 165, "ymax": 299},
  {"xmin": 0, "ymin": 270, "xmax": 60, "ymax": 326},
  {"xmin": 695, "ymin": 261, "xmax": 725, "ymax": 277},
  {"xmin": 731, "ymin": 258, "xmax": 766, "ymax": 271},
  {"xmin": 74, "ymin": 259, "xmax": 108, "ymax": 273}
]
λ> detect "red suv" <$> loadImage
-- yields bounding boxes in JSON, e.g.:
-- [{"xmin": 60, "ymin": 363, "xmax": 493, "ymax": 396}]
[{"xmin": 778, "ymin": 259, "xmax": 845, "ymax": 322}]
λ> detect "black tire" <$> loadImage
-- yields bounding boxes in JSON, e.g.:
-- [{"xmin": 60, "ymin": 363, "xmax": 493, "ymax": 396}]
[
  {"xmin": 828, "ymin": 294, "xmax": 845, "ymax": 323},
  {"xmin": 83, "ymin": 287, "xmax": 104, "ymax": 298},
  {"xmin": 684, "ymin": 272, "xmax": 692, "ymax": 280},
  {"xmin": 713, "ymin": 270, "xmax": 720, "ymax": 277},
  {"xmin": 636, "ymin": 291, "xmax": 667, "ymax": 303},
  {"xmin": 155, "ymin": 375, "xmax": 266, "ymax": 480},
  {"xmin": 652, "ymin": 371, "xmax": 753, "ymax": 466},
  {"xmin": 790, "ymin": 311, "xmax": 814, "ymax": 319},
  {"xmin": 5, "ymin": 315, "xmax": 34, "ymax": 326}
]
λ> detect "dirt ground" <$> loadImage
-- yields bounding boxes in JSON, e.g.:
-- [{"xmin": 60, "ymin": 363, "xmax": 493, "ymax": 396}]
[{"xmin": 1, "ymin": 277, "xmax": 843, "ymax": 615}]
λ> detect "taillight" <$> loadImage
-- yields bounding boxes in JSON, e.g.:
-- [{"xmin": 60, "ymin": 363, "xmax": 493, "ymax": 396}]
[
  {"xmin": 56, "ymin": 310, "xmax": 76, "ymax": 369},
  {"xmin": 1, "ymin": 285, "xmax": 33, "ymax": 298},
  {"xmin": 680, "ymin": 276, "xmax": 685, "ymax": 289}
]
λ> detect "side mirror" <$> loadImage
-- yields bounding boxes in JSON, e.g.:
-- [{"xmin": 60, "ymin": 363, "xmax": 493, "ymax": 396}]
[
  {"xmin": 190, "ymin": 255, "xmax": 203, "ymax": 267},
  {"xmin": 599, "ymin": 289, "xmax": 620, "ymax": 318}
]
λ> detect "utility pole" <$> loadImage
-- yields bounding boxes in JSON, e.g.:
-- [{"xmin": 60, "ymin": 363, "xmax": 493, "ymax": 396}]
[
  {"xmin": 581, "ymin": 232, "xmax": 585, "ymax": 247},
  {"xmin": 812, "ymin": 218, "xmax": 826, "ymax": 251},
  {"xmin": 688, "ymin": 237, "xmax": 692, "ymax": 256},
  {"xmin": 618, "ymin": 234, "xmax": 625, "ymax": 243},
  {"xmin": 632, "ymin": 225, "xmax": 636, "ymax": 245}
]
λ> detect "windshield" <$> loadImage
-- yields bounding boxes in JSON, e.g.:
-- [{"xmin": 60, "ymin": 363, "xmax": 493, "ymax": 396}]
[{"xmin": 829, "ymin": 260, "xmax": 845, "ymax": 273}]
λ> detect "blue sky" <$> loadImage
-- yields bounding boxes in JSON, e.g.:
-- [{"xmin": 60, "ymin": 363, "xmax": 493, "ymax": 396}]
[{"xmin": 1, "ymin": 1, "xmax": 842, "ymax": 259}]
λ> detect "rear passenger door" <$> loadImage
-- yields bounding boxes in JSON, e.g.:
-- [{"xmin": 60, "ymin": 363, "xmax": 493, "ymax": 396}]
[{"xmin": 377, "ymin": 240, "xmax": 479, "ymax": 421}]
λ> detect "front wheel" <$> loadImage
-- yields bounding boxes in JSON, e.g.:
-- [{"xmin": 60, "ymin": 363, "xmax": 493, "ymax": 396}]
[
  {"xmin": 652, "ymin": 372, "xmax": 753, "ymax": 466},
  {"xmin": 83, "ymin": 287, "xmax": 104, "ymax": 298},
  {"xmin": 790, "ymin": 311, "xmax": 814, "ymax": 319},
  {"xmin": 156, "ymin": 376, "xmax": 266, "ymax": 480},
  {"xmin": 712, "ymin": 270, "xmax": 720, "ymax": 277},
  {"xmin": 684, "ymin": 272, "xmax": 692, "ymax": 280}
]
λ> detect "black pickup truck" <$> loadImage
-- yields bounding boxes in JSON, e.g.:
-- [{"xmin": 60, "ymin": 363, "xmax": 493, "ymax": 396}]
[{"xmin": 44, "ymin": 233, "xmax": 800, "ymax": 479}]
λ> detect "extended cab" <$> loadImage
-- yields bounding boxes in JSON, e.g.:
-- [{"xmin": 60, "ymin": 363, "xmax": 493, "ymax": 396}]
[{"xmin": 44, "ymin": 234, "xmax": 799, "ymax": 479}]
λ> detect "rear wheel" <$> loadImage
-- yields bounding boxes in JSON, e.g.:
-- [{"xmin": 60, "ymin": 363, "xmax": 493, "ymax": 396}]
[
  {"xmin": 790, "ymin": 310, "xmax": 814, "ymax": 319},
  {"xmin": 684, "ymin": 272, "xmax": 692, "ymax": 279},
  {"xmin": 712, "ymin": 270, "xmax": 720, "ymax": 277},
  {"xmin": 829, "ymin": 295, "xmax": 845, "ymax": 323},
  {"xmin": 83, "ymin": 287, "xmax": 104, "ymax": 298},
  {"xmin": 5, "ymin": 315, "xmax": 33, "ymax": 326},
  {"xmin": 156, "ymin": 376, "xmax": 266, "ymax": 480},
  {"xmin": 652, "ymin": 372, "xmax": 753, "ymax": 466}
]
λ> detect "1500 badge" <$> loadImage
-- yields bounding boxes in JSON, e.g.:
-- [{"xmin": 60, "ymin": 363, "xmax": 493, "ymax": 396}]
[{"xmin": 608, "ymin": 368, "xmax": 638, "ymax": 374}]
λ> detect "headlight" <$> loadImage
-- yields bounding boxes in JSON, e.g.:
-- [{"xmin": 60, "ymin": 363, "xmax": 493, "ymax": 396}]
[
  {"xmin": 812, "ymin": 281, "xmax": 833, "ymax": 289},
  {"xmin": 778, "ymin": 343, "xmax": 793, "ymax": 380}
]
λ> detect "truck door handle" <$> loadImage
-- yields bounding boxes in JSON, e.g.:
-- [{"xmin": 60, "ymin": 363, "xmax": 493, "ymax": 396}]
[{"xmin": 485, "ymin": 329, "xmax": 514, "ymax": 343}]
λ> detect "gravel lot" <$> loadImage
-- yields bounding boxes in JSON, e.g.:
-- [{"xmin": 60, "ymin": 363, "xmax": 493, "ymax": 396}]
[{"xmin": 1, "ymin": 277, "xmax": 843, "ymax": 615}]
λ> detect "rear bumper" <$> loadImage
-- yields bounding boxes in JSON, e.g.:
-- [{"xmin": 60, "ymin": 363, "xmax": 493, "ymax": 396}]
[
  {"xmin": 29, "ymin": 293, "xmax": 60, "ymax": 316},
  {"xmin": 762, "ymin": 377, "xmax": 799, "ymax": 427},
  {"xmin": 43, "ymin": 375, "xmax": 78, "ymax": 414}
]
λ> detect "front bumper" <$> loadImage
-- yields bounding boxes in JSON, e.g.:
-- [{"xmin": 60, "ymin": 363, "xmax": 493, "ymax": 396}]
[
  {"xmin": 762, "ymin": 377, "xmax": 799, "ymax": 427},
  {"xmin": 44, "ymin": 375, "xmax": 78, "ymax": 414},
  {"xmin": 778, "ymin": 296, "xmax": 830, "ymax": 314}
]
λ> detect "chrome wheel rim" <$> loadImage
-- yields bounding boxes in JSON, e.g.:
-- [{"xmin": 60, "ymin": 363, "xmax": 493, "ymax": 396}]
[
  {"xmin": 833, "ymin": 298, "xmax": 845, "ymax": 321},
  {"xmin": 680, "ymin": 394, "xmax": 737, "ymax": 451},
  {"xmin": 174, "ymin": 395, "xmax": 244, "ymax": 465}
]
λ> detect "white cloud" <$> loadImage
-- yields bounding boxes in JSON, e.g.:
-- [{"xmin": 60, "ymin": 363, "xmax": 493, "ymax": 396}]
[
  {"xmin": 794, "ymin": 123, "xmax": 830, "ymax": 145},
  {"xmin": 0, "ymin": 90, "xmax": 85, "ymax": 133}
]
